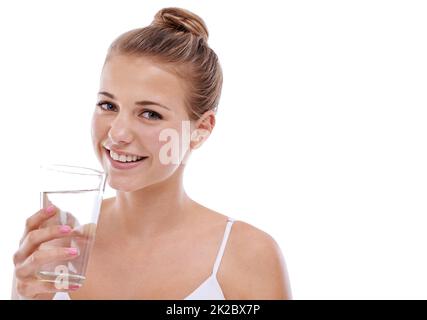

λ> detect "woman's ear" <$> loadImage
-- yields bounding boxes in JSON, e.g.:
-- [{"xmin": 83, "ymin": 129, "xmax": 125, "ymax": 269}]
[
  {"xmin": 190, "ymin": 128, "xmax": 210, "ymax": 149},
  {"xmin": 190, "ymin": 110, "xmax": 215, "ymax": 149}
]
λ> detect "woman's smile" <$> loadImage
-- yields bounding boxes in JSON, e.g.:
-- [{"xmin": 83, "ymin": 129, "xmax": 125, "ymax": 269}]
[{"xmin": 104, "ymin": 147, "xmax": 149, "ymax": 170}]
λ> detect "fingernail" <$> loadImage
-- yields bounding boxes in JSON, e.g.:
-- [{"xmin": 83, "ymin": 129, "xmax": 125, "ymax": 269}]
[
  {"xmin": 59, "ymin": 225, "xmax": 72, "ymax": 233},
  {"xmin": 45, "ymin": 205, "xmax": 55, "ymax": 215},
  {"xmin": 66, "ymin": 247, "xmax": 79, "ymax": 256},
  {"xmin": 69, "ymin": 284, "xmax": 81, "ymax": 291}
]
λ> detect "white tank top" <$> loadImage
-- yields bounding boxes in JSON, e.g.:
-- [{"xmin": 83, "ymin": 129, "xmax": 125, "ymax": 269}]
[{"xmin": 53, "ymin": 217, "xmax": 235, "ymax": 300}]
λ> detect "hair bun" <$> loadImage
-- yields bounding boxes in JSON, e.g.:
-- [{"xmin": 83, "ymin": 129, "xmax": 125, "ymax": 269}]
[{"xmin": 152, "ymin": 7, "xmax": 209, "ymax": 42}]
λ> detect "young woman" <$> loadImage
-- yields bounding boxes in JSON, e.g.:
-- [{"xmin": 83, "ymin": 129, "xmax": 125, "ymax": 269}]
[{"xmin": 12, "ymin": 7, "xmax": 292, "ymax": 300}]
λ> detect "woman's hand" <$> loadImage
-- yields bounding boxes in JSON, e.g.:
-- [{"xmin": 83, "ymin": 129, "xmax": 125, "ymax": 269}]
[{"xmin": 12, "ymin": 205, "xmax": 81, "ymax": 300}]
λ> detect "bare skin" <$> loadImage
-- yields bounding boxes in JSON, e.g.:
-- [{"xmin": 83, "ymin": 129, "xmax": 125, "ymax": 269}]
[
  {"xmin": 12, "ymin": 54, "xmax": 292, "ymax": 299},
  {"xmin": 69, "ymin": 196, "xmax": 291, "ymax": 300},
  {"xmin": 70, "ymin": 197, "xmax": 228, "ymax": 299}
]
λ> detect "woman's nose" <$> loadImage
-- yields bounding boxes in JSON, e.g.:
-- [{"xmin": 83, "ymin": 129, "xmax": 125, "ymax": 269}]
[{"xmin": 108, "ymin": 117, "xmax": 134, "ymax": 145}]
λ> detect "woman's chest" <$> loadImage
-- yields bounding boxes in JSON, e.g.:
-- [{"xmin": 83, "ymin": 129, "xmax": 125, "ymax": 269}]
[{"xmin": 69, "ymin": 231, "xmax": 224, "ymax": 299}]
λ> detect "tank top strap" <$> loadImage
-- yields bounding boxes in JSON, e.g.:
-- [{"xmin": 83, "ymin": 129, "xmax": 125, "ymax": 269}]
[{"xmin": 212, "ymin": 217, "xmax": 235, "ymax": 276}]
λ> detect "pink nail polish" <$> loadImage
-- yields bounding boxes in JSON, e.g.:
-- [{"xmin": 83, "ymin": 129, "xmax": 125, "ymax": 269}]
[
  {"xmin": 45, "ymin": 205, "xmax": 55, "ymax": 215},
  {"xmin": 69, "ymin": 284, "xmax": 81, "ymax": 291},
  {"xmin": 66, "ymin": 248, "xmax": 78, "ymax": 256},
  {"xmin": 59, "ymin": 225, "xmax": 72, "ymax": 233}
]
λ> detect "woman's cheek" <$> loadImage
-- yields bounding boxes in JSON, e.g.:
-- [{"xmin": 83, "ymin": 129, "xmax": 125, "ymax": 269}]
[
  {"xmin": 150, "ymin": 124, "xmax": 184, "ymax": 167},
  {"xmin": 146, "ymin": 127, "xmax": 167, "ymax": 164}
]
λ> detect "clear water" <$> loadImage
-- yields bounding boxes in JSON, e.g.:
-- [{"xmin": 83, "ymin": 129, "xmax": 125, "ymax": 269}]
[{"xmin": 38, "ymin": 189, "xmax": 101, "ymax": 288}]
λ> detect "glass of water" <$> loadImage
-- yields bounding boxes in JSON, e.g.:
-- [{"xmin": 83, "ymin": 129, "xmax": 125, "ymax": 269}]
[{"xmin": 37, "ymin": 164, "xmax": 107, "ymax": 289}]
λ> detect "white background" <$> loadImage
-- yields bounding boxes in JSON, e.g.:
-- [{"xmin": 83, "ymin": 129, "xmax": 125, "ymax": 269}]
[{"xmin": 1, "ymin": 0, "xmax": 426, "ymax": 299}]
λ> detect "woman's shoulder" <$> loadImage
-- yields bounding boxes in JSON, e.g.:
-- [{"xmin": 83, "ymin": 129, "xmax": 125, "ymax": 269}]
[
  {"xmin": 194, "ymin": 203, "xmax": 280, "ymax": 252},
  {"xmin": 228, "ymin": 219, "xmax": 283, "ymax": 268},
  {"xmin": 223, "ymin": 218, "xmax": 293, "ymax": 299},
  {"xmin": 230, "ymin": 219, "xmax": 276, "ymax": 246},
  {"xmin": 194, "ymin": 204, "xmax": 282, "ymax": 256}
]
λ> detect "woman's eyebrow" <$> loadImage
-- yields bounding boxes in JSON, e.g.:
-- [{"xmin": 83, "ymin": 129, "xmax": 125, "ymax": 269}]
[{"xmin": 98, "ymin": 91, "xmax": 171, "ymax": 111}]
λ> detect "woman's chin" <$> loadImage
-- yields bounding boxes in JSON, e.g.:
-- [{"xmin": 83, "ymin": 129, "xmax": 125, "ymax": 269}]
[{"xmin": 107, "ymin": 177, "xmax": 144, "ymax": 193}]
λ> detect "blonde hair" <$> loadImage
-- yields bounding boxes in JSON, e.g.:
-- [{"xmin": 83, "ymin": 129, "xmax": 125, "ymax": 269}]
[{"xmin": 104, "ymin": 7, "xmax": 223, "ymax": 121}]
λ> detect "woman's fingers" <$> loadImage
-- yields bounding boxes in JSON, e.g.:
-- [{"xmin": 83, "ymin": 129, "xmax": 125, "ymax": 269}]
[
  {"xmin": 16, "ymin": 278, "xmax": 81, "ymax": 299},
  {"xmin": 14, "ymin": 224, "xmax": 74, "ymax": 265},
  {"xmin": 21, "ymin": 205, "xmax": 58, "ymax": 242},
  {"xmin": 15, "ymin": 246, "xmax": 80, "ymax": 279},
  {"xmin": 13, "ymin": 201, "xmax": 88, "ymax": 299}
]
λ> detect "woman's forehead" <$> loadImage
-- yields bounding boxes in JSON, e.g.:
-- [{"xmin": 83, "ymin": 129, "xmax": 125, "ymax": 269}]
[{"xmin": 100, "ymin": 55, "xmax": 187, "ymax": 108}]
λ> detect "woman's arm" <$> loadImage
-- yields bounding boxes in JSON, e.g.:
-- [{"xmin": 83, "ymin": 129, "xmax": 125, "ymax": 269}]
[{"xmin": 250, "ymin": 234, "xmax": 293, "ymax": 299}]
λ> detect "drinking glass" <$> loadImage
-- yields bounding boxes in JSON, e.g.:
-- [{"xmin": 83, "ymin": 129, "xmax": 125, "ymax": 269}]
[{"xmin": 37, "ymin": 164, "xmax": 107, "ymax": 289}]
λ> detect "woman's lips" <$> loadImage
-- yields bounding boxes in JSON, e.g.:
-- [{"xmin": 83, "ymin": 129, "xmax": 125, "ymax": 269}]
[{"xmin": 104, "ymin": 147, "xmax": 148, "ymax": 170}]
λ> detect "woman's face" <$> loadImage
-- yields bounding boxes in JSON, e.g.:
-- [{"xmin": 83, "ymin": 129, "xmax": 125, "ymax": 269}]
[{"xmin": 91, "ymin": 54, "xmax": 202, "ymax": 192}]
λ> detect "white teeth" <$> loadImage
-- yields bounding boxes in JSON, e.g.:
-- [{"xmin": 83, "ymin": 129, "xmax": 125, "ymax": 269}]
[{"xmin": 109, "ymin": 150, "xmax": 143, "ymax": 162}]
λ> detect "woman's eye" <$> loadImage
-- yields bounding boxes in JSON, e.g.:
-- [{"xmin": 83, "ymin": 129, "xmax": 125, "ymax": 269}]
[
  {"xmin": 96, "ymin": 101, "xmax": 116, "ymax": 111},
  {"xmin": 96, "ymin": 101, "xmax": 162, "ymax": 120},
  {"xmin": 141, "ymin": 110, "xmax": 162, "ymax": 120}
]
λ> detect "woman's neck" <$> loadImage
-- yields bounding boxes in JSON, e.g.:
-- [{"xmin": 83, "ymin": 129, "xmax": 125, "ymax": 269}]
[{"xmin": 103, "ymin": 167, "xmax": 196, "ymax": 243}]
